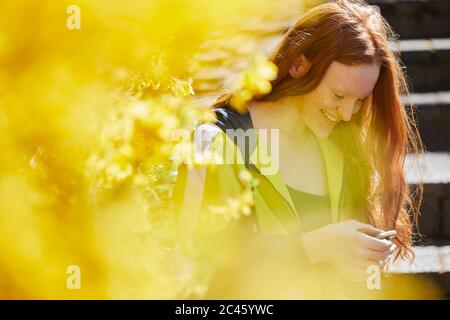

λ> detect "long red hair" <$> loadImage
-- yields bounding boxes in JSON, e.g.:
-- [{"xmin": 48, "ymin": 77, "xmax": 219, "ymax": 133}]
[{"xmin": 213, "ymin": 0, "xmax": 423, "ymax": 260}]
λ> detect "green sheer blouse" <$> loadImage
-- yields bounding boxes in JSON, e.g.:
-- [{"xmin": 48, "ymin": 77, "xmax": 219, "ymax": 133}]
[{"xmin": 285, "ymin": 185, "xmax": 332, "ymax": 232}]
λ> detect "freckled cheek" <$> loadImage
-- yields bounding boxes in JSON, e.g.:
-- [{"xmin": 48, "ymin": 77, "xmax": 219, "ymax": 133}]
[
  {"xmin": 316, "ymin": 96, "xmax": 333, "ymax": 111},
  {"xmin": 306, "ymin": 92, "xmax": 320, "ymax": 111}
]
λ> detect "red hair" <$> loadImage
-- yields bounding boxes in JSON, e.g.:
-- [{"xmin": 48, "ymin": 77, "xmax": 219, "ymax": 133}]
[{"xmin": 213, "ymin": 0, "xmax": 423, "ymax": 260}]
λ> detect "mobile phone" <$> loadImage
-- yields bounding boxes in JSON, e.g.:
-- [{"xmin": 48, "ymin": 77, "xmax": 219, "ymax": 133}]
[{"xmin": 376, "ymin": 230, "xmax": 397, "ymax": 240}]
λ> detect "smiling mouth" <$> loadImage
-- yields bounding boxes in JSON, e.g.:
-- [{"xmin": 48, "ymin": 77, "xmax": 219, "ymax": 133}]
[{"xmin": 320, "ymin": 109, "xmax": 339, "ymax": 123}]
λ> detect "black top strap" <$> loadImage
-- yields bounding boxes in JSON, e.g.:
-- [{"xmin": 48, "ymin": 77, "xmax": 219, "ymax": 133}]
[{"xmin": 213, "ymin": 106, "xmax": 257, "ymax": 169}]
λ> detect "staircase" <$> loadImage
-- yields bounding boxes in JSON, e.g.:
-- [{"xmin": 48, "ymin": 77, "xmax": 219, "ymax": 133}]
[{"xmin": 368, "ymin": 0, "xmax": 450, "ymax": 298}]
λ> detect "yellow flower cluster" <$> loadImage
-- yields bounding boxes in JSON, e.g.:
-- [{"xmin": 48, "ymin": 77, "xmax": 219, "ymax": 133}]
[{"xmin": 230, "ymin": 54, "xmax": 279, "ymax": 112}]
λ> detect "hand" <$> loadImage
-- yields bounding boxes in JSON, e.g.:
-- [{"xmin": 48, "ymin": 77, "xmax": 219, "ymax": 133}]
[{"xmin": 301, "ymin": 220, "xmax": 397, "ymax": 281}]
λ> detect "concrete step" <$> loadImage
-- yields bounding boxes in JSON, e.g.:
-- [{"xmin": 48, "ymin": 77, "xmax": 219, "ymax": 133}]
[
  {"xmin": 404, "ymin": 92, "xmax": 450, "ymax": 152},
  {"xmin": 405, "ymin": 152, "xmax": 450, "ymax": 242},
  {"xmin": 391, "ymin": 245, "xmax": 450, "ymax": 273},
  {"xmin": 368, "ymin": 0, "xmax": 450, "ymax": 39},
  {"xmin": 399, "ymin": 44, "xmax": 450, "ymax": 93}
]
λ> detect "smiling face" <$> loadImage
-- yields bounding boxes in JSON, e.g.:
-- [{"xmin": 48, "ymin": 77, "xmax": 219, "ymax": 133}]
[{"xmin": 294, "ymin": 60, "xmax": 381, "ymax": 138}]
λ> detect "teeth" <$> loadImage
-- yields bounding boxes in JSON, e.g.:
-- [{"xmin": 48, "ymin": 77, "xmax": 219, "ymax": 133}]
[{"xmin": 321, "ymin": 109, "xmax": 338, "ymax": 122}]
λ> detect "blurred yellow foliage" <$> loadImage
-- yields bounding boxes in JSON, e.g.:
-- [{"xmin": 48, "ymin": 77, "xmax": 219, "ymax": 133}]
[
  {"xmin": 0, "ymin": 0, "xmax": 440, "ymax": 300},
  {"xmin": 0, "ymin": 0, "xmax": 292, "ymax": 299},
  {"xmin": 230, "ymin": 54, "xmax": 278, "ymax": 112}
]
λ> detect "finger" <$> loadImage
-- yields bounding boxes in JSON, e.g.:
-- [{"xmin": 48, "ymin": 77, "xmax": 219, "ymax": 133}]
[
  {"xmin": 357, "ymin": 226, "xmax": 386, "ymax": 237},
  {"xmin": 385, "ymin": 244, "xmax": 398, "ymax": 262},
  {"xmin": 359, "ymin": 244, "xmax": 398, "ymax": 263},
  {"xmin": 357, "ymin": 233, "xmax": 392, "ymax": 252},
  {"xmin": 389, "ymin": 243, "xmax": 398, "ymax": 254},
  {"xmin": 355, "ymin": 247, "xmax": 391, "ymax": 262},
  {"xmin": 384, "ymin": 243, "xmax": 398, "ymax": 257},
  {"xmin": 350, "ymin": 221, "xmax": 385, "ymax": 237}
]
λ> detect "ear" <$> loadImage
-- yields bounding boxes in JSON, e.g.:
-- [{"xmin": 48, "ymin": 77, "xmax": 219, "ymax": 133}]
[{"xmin": 288, "ymin": 54, "xmax": 312, "ymax": 79}]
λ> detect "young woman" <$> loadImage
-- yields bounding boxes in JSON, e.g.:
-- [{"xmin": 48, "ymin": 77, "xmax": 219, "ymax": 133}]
[{"xmin": 173, "ymin": 0, "xmax": 423, "ymax": 298}]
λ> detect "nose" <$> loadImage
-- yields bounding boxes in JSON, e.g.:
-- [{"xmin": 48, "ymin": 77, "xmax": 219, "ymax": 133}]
[{"xmin": 338, "ymin": 103, "xmax": 353, "ymax": 122}]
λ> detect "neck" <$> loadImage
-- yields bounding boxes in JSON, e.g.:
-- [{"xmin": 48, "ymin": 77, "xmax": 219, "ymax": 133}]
[{"xmin": 247, "ymin": 96, "xmax": 313, "ymax": 144}]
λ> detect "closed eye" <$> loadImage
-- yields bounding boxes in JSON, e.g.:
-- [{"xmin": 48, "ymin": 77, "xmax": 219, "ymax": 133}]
[{"xmin": 333, "ymin": 93, "xmax": 345, "ymax": 99}]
